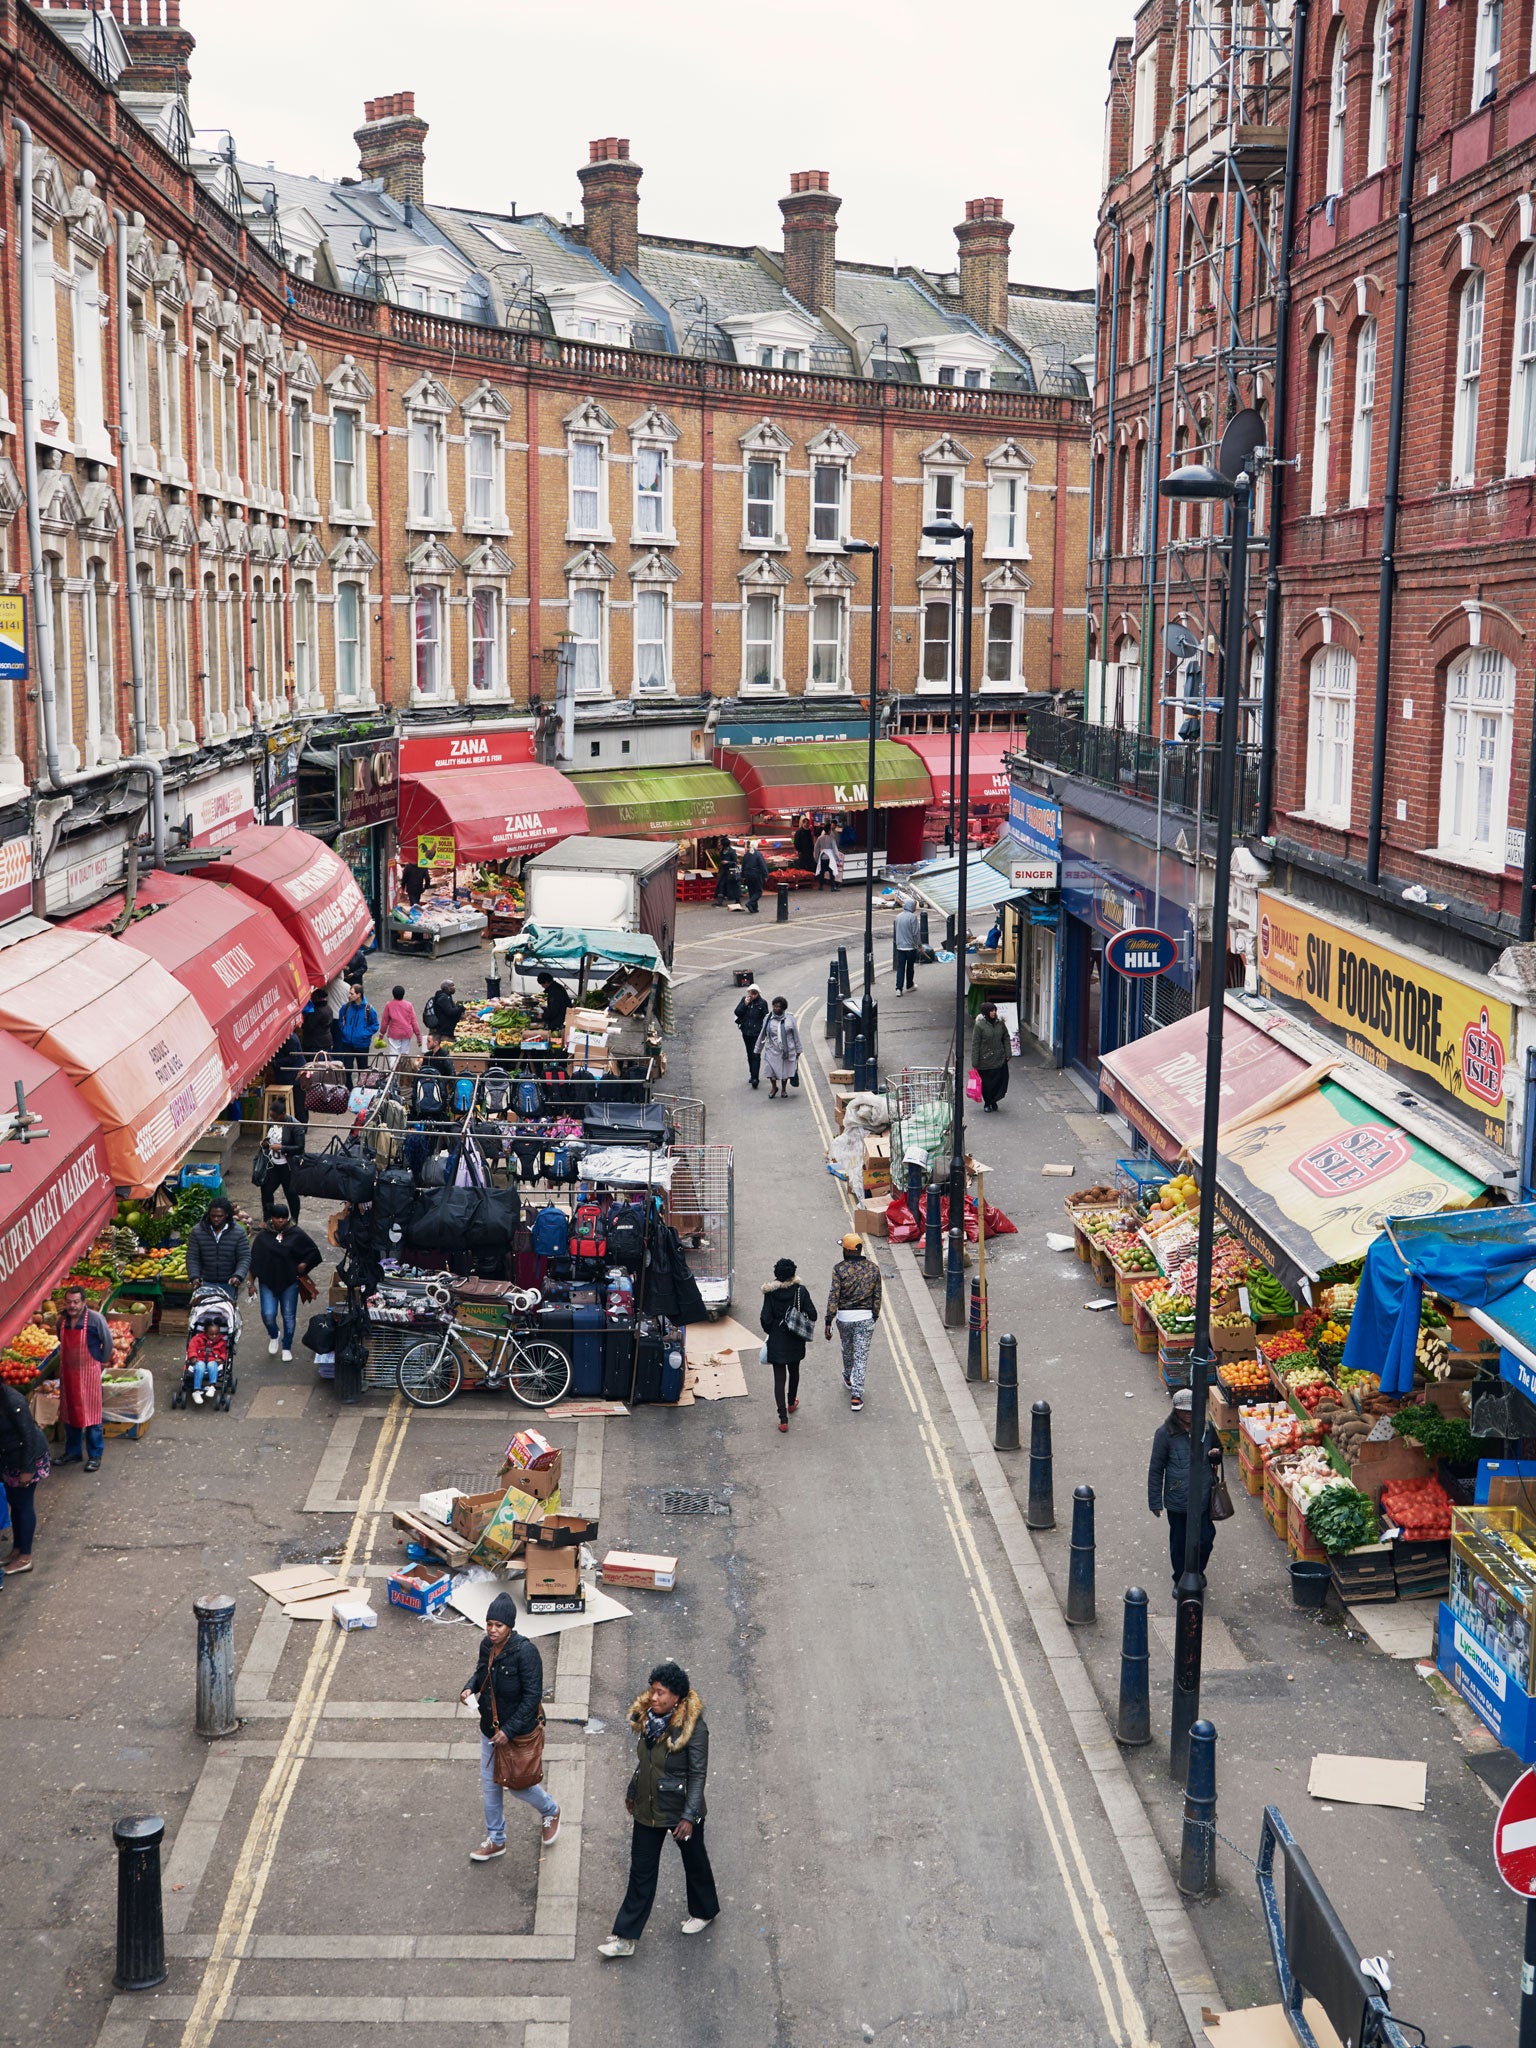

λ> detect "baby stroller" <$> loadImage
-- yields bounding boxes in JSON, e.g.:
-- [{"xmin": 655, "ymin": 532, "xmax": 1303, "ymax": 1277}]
[{"xmin": 172, "ymin": 1285, "xmax": 242, "ymax": 1411}]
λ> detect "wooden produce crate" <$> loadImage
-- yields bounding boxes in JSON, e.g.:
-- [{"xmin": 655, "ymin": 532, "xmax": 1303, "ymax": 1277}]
[
  {"xmin": 1286, "ymin": 1493, "xmax": 1328, "ymax": 1562},
  {"xmin": 1207, "ymin": 1389, "xmax": 1240, "ymax": 1456},
  {"xmin": 1262, "ymin": 1462, "xmax": 1290, "ymax": 1537},
  {"xmin": 1330, "ymin": 1541, "xmax": 1397, "ymax": 1603},
  {"xmin": 1112, "ymin": 1268, "xmax": 1135, "ymax": 1324}
]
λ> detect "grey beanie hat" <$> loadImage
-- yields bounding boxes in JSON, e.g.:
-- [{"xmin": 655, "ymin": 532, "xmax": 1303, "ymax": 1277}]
[
  {"xmin": 486, "ymin": 1591, "xmax": 520, "ymax": 1629},
  {"xmin": 1172, "ymin": 1388, "xmax": 1194, "ymax": 1411}
]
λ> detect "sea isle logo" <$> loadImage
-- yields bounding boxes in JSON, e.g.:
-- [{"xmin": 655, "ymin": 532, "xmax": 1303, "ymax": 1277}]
[{"xmin": 1462, "ymin": 1006, "xmax": 1506, "ymax": 1107}]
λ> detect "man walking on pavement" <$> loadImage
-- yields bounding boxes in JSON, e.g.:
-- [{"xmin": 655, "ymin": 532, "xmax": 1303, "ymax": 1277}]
[
  {"xmin": 599, "ymin": 1660, "xmax": 718, "ymax": 1957},
  {"xmin": 893, "ymin": 895, "xmax": 922, "ymax": 994},
  {"xmin": 1147, "ymin": 1387, "xmax": 1224, "ymax": 1592},
  {"xmin": 971, "ymin": 999, "xmax": 1012, "ymax": 1112},
  {"xmin": 422, "ymin": 980, "xmax": 464, "ymax": 1040},
  {"xmin": 739, "ymin": 839, "xmax": 769, "ymax": 914},
  {"xmin": 824, "ymin": 1232, "xmax": 882, "ymax": 1410},
  {"xmin": 185, "ymin": 1199, "xmax": 251, "ymax": 1303},
  {"xmin": 55, "ymin": 1284, "xmax": 113, "ymax": 1471},
  {"xmin": 733, "ymin": 984, "xmax": 768, "ymax": 1088}
]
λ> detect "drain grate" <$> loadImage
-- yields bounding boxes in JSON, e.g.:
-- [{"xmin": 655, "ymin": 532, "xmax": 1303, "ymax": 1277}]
[
  {"xmin": 655, "ymin": 1488, "xmax": 732, "ymax": 1518},
  {"xmin": 433, "ymin": 1468, "xmax": 504, "ymax": 1495}
]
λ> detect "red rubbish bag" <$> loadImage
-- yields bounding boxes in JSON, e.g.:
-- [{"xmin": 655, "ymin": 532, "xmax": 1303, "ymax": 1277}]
[{"xmin": 882, "ymin": 1192, "xmax": 1017, "ymax": 1244}]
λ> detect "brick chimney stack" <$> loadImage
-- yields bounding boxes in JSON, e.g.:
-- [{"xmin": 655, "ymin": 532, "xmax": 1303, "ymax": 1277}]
[
  {"xmin": 577, "ymin": 138, "xmax": 642, "ymax": 276},
  {"xmin": 955, "ymin": 196, "xmax": 1013, "ymax": 334},
  {"xmin": 33, "ymin": 0, "xmax": 196, "ymax": 96},
  {"xmin": 355, "ymin": 93, "xmax": 429, "ymax": 206},
  {"xmin": 779, "ymin": 171, "xmax": 841, "ymax": 317}
]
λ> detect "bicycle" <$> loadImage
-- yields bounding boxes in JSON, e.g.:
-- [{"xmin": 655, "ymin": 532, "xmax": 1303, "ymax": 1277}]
[{"xmin": 395, "ymin": 1311, "xmax": 572, "ymax": 1409}]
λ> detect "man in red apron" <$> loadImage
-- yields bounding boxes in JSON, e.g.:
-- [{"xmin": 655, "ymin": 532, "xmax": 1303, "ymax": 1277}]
[{"xmin": 56, "ymin": 1285, "xmax": 113, "ymax": 1473}]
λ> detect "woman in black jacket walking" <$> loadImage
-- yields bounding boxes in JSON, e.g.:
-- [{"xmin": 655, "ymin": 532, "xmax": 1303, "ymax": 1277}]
[
  {"xmin": 733, "ymin": 985, "xmax": 768, "ymax": 1088},
  {"xmin": 461, "ymin": 1591, "xmax": 560, "ymax": 1857},
  {"xmin": 759, "ymin": 1256, "xmax": 816, "ymax": 1430}
]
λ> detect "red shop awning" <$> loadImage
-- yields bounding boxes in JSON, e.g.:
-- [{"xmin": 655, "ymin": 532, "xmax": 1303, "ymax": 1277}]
[
  {"xmin": 68, "ymin": 872, "xmax": 307, "ymax": 1097},
  {"xmin": 0, "ymin": 1034, "xmax": 116, "ymax": 1355},
  {"xmin": 205, "ymin": 827, "xmax": 374, "ymax": 989},
  {"xmin": 397, "ymin": 764, "xmax": 590, "ymax": 864},
  {"xmin": 894, "ymin": 733, "xmax": 1013, "ymax": 813},
  {"xmin": 0, "ymin": 927, "xmax": 227, "ymax": 1193}
]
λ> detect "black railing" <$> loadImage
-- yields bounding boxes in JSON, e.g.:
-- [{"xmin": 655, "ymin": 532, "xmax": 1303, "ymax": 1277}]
[{"xmin": 1022, "ymin": 706, "xmax": 1261, "ymax": 836}]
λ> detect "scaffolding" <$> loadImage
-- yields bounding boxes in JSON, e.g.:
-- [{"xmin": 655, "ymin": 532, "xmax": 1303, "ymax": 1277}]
[{"xmin": 1097, "ymin": 0, "xmax": 1294, "ymax": 1020}]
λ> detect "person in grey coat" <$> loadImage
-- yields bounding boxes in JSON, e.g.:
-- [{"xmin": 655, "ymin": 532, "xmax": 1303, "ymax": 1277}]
[
  {"xmin": 755, "ymin": 997, "xmax": 802, "ymax": 1098},
  {"xmin": 893, "ymin": 896, "xmax": 922, "ymax": 994},
  {"xmin": 1147, "ymin": 1388, "xmax": 1224, "ymax": 1589}
]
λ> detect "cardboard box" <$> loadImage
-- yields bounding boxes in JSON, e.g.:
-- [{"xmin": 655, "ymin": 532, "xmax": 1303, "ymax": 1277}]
[
  {"xmin": 493, "ymin": 1452, "xmax": 562, "ymax": 1506},
  {"xmin": 103, "ymin": 1415, "xmax": 151, "ymax": 1440},
  {"xmin": 525, "ymin": 1547, "xmax": 581, "ymax": 1599},
  {"xmin": 526, "ymin": 1590, "xmax": 587, "ymax": 1615},
  {"xmin": 601, "ymin": 1549, "xmax": 677, "ymax": 1591},
  {"xmin": 1348, "ymin": 1433, "xmax": 1432, "ymax": 1506},
  {"xmin": 418, "ymin": 1488, "xmax": 463, "ymax": 1525},
  {"xmin": 332, "ymin": 1595, "xmax": 377, "ymax": 1631},
  {"xmin": 1286, "ymin": 1494, "xmax": 1327, "ymax": 1562},
  {"xmin": 504, "ymin": 1428, "xmax": 559, "ymax": 1471},
  {"xmin": 387, "ymin": 1563, "xmax": 452, "ymax": 1615},
  {"xmin": 853, "ymin": 1199, "xmax": 891, "ymax": 1239},
  {"xmin": 517, "ymin": 1512, "xmax": 598, "ymax": 1549},
  {"xmin": 451, "ymin": 1490, "xmax": 511, "ymax": 1543},
  {"xmin": 1207, "ymin": 1389, "xmax": 1240, "ymax": 1456}
]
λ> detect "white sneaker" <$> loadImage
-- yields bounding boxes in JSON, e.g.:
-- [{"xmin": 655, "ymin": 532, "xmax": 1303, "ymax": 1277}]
[
  {"xmin": 681, "ymin": 1916, "xmax": 714, "ymax": 1935},
  {"xmin": 268, "ymin": 1337, "xmax": 279, "ymax": 1356},
  {"xmin": 281, "ymin": 1349, "xmax": 293, "ymax": 1363},
  {"xmin": 598, "ymin": 1936, "xmax": 636, "ymax": 1958},
  {"xmin": 191, "ymin": 1388, "xmax": 204, "ymax": 1405}
]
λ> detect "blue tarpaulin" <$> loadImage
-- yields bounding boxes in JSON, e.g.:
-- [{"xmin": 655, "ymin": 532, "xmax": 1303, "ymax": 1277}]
[{"xmin": 1341, "ymin": 1205, "xmax": 1536, "ymax": 1396}]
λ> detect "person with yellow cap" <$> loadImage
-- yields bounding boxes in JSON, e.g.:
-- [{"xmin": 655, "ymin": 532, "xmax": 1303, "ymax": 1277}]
[{"xmin": 823, "ymin": 1233, "xmax": 882, "ymax": 1409}]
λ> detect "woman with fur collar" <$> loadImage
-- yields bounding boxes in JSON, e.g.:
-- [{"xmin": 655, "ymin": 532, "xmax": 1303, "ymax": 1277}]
[{"xmin": 598, "ymin": 1660, "xmax": 719, "ymax": 1958}]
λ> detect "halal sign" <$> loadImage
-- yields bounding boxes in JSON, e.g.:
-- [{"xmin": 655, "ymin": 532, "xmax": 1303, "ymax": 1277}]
[
  {"xmin": 1105, "ymin": 928, "xmax": 1177, "ymax": 979},
  {"xmin": 1462, "ymin": 1006, "xmax": 1506, "ymax": 1108}
]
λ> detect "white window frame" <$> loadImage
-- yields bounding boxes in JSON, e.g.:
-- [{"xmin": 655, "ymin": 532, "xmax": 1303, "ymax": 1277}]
[
  {"xmin": 741, "ymin": 588, "xmax": 783, "ymax": 693},
  {"xmin": 70, "ymin": 256, "xmax": 109, "ymax": 459},
  {"xmin": 1349, "ymin": 317, "xmax": 1376, "ymax": 506},
  {"xmin": 335, "ymin": 578, "xmax": 366, "ymax": 700},
  {"xmin": 330, "ymin": 405, "xmax": 363, "ymax": 517},
  {"xmin": 466, "ymin": 426, "xmax": 504, "ymax": 533},
  {"xmin": 633, "ymin": 585, "xmax": 671, "ymax": 694},
  {"xmin": 807, "ymin": 590, "xmax": 849, "ymax": 693},
  {"xmin": 985, "ymin": 600, "xmax": 1022, "ymax": 687},
  {"xmin": 407, "ymin": 412, "xmax": 447, "ymax": 528},
  {"xmin": 986, "ymin": 466, "xmax": 1031, "ymax": 557},
  {"xmin": 1326, "ymin": 30, "xmax": 1349, "ymax": 197},
  {"xmin": 743, "ymin": 452, "xmax": 785, "ymax": 548},
  {"xmin": 809, "ymin": 458, "xmax": 847, "ymax": 551},
  {"xmin": 31, "ymin": 231, "xmax": 62, "ymax": 424},
  {"xmin": 468, "ymin": 584, "xmax": 505, "ymax": 698},
  {"xmin": 568, "ymin": 435, "xmax": 610, "ymax": 541},
  {"xmin": 921, "ymin": 459, "xmax": 967, "ymax": 556},
  {"xmin": 568, "ymin": 579, "xmax": 609, "ymax": 697},
  {"xmin": 919, "ymin": 587, "xmax": 955, "ymax": 692},
  {"xmin": 1367, "ymin": 3, "xmax": 1392, "ymax": 172},
  {"xmin": 167, "ymin": 568, "xmax": 191, "ymax": 745},
  {"xmin": 1453, "ymin": 270, "xmax": 1485, "ymax": 486},
  {"xmin": 220, "ymin": 357, "xmax": 239, "ymax": 493},
  {"xmin": 292, "ymin": 577, "xmax": 315, "ymax": 705},
  {"xmin": 631, "ymin": 440, "xmax": 672, "ymax": 543},
  {"xmin": 1437, "ymin": 646, "xmax": 1512, "ymax": 863},
  {"xmin": 1305, "ymin": 643, "xmax": 1357, "ymax": 825},
  {"xmin": 1310, "ymin": 336, "xmax": 1333, "ymax": 514},
  {"xmin": 1189, "ymin": 0, "xmax": 1217, "ymax": 117},
  {"xmin": 160, "ymin": 319, "xmax": 184, "ymax": 480},
  {"xmin": 225, "ymin": 570, "xmax": 248, "ymax": 730},
  {"xmin": 1473, "ymin": 0, "xmax": 1502, "ymax": 107},
  {"xmin": 1132, "ymin": 46, "xmax": 1159, "ymax": 163},
  {"xmin": 289, "ymin": 396, "xmax": 314, "ymax": 512},
  {"xmin": 1509, "ymin": 248, "xmax": 1536, "ymax": 475},
  {"xmin": 411, "ymin": 583, "xmax": 447, "ymax": 698}
]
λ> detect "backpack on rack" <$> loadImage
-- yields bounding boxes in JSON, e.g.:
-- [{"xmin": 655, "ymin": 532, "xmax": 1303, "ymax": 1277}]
[
  {"xmin": 480, "ymin": 1066, "xmax": 512, "ymax": 1115},
  {"xmin": 529, "ymin": 1205, "xmax": 570, "ymax": 1258},
  {"xmin": 602, "ymin": 1201, "xmax": 646, "ymax": 1267},
  {"xmin": 571, "ymin": 1201, "xmax": 607, "ymax": 1260},
  {"xmin": 373, "ymin": 1166, "xmax": 419, "ymax": 1228},
  {"xmin": 454, "ymin": 1075, "xmax": 476, "ymax": 1115},
  {"xmin": 413, "ymin": 1072, "xmax": 448, "ymax": 1121},
  {"xmin": 516, "ymin": 1078, "xmax": 542, "ymax": 1117}
]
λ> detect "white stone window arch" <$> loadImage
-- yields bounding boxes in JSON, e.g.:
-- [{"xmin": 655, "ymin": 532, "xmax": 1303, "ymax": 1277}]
[
  {"xmin": 329, "ymin": 530, "xmax": 378, "ymax": 705},
  {"xmin": 463, "ymin": 539, "xmax": 515, "ymax": 701},
  {"xmin": 325, "ymin": 356, "xmax": 374, "ymax": 524},
  {"xmin": 1438, "ymin": 642, "xmax": 1513, "ymax": 862},
  {"xmin": 920, "ymin": 435, "xmax": 971, "ymax": 557},
  {"xmin": 462, "ymin": 381, "xmax": 512, "ymax": 536},
  {"xmin": 739, "ymin": 554, "xmax": 789, "ymax": 692},
  {"xmin": 404, "ymin": 375, "xmax": 453, "ymax": 531},
  {"xmin": 566, "ymin": 545, "xmax": 615, "ymax": 697},
  {"xmin": 740, "ymin": 420, "xmax": 792, "ymax": 552},
  {"xmin": 982, "ymin": 562, "xmax": 1032, "ymax": 691},
  {"xmin": 806, "ymin": 557, "xmax": 855, "ymax": 693},
  {"xmin": 806, "ymin": 426, "xmax": 858, "ymax": 553},
  {"xmin": 629, "ymin": 548, "xmax": 679, "ymax": 695},
  {"xmin": 565, "ymin": 398, "xmax": 616, "ymax": 543},
  {"xmin": 984, "ymin": 439, "xmax": 1035, "ymax": 560},
  {"xmin": 916, "ymin": 562, "xmax": 959, "ymax": 693},
  {"xmin": 1305, "ymin": 641, "xmax": 1357, "ymax": 824},
  {"xmin": 405, "ymin": 536, "xmax": 459, "ymax": 701},
  {"xmin": 629, "ymin": 406, "xmax": 679, "ymax": 546}
]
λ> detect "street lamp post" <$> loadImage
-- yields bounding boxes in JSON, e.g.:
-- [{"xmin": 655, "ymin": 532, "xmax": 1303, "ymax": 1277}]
[
  {"xmin": 923, "ymin": 519, "xmax": 974, "ymax": 1329},
  {"xmin": 1156, "ymin": 461, "xmax": 1251, "ymax": 1783},
  {"xmin": 946, "ymin": 561, "xmax": 959, "ymax": 857},
  {"xmin": 844, "ymin": 539, "xmax": 882, "ymax": 1070}
]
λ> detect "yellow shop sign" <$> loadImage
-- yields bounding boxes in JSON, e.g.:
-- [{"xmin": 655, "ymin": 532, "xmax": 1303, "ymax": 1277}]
[
  {"xmin": 1255, "ymin": 890, "xmax": 1511, "ymax": 1146},
  {"xmin": 418, "ymin": 834, "xmax": 456, "ymax": 869}
]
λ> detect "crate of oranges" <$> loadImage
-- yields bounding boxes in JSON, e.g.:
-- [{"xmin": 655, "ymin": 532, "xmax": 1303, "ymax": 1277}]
[{"xmin": 1217, "ymin": 1356, "xmax": 1270, "ymax": 1404}]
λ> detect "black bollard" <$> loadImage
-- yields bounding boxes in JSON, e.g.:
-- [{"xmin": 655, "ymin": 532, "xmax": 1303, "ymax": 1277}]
[
  {"xmin": 195, "ymin": 1592, "xmax": 238, "ymax": 1738},
  {"xmin": 834, "ymin": 996, "xmax": 846, "ymax": 1062},
  {"xmin": 923, "ymin": 1168, "xmax": 944, "ymax": 1279},
  {"xmin": 776, "ymin": 881, "xmax": 789, "ymax": 923},
  {"xmin": 966, "ymin": 1278, "xmax": 984, "ymax": 1382},
  {"xmin": 1067, "ymin": 1485, "xmax": 1096, "ymax": 1625},
  {"xmin": 945, "ymin": 914, "xmax": 956, "ymax": 952},
  {"xmin": 1027, "ymin": 1401, "xmax": 1055, "ymax": 1530},
  {"xmin": 1116, "ymin": 1588, "xmax": 1152, "ymax": 1745},
  {"xmin": 836, "ymin": 945, "xmax": 850, "ymax": 998},
  {"xmin": 113, "ymin": 1817, "xmax": 168, "ymax": 1991},
  {"xmin": 1178, "ymin": 1720, "xmax": 1219, "ymax": 1899},
  {"xmin": 826, "ymin": 963, "xmax": 839, "ymax": 1040},
  {"xmin": 994, "ymin": 1333, "xmax": 1020, "ymax": 1450},
  {"xmin": 851, "ymin": 1032, "xmax": 867, "ymax": 1094}
]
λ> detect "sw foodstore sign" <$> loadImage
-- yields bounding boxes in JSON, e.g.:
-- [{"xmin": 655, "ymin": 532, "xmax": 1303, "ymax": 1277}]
[{"xmin": 1255, "ymin": 891, "xmax": 1513, "ymax": 1147}]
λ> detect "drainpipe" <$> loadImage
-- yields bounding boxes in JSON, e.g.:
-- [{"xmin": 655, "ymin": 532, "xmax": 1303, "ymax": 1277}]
[
  {"xmin": 119, "ymin": 756, "xmax": 165, "ymax": 868},
  {"xmin": 15, "ymin": 120, "xmax": 63, "ymax": 790},
  {"xmin": 1098, "ymin": 209, "xmax": 1122, "ymax": 721},
  {"xmin": 1365, "ymin": 0, "xmax": 1429, "ymax": 885},
  {"xmin": 1257, "ymin": 0, "xmax": 1309, "ymax": 838},
  {"xmin": 114, "ymin": 211, "xmax": 149, "ymax": 758},
  {"xmin": 1141, "ymin": 174, "xmax": 1171, "ymax": 728}
]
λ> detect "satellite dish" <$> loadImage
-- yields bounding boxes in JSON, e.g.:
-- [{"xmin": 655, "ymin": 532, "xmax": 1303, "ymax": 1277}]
[
  {"xmin": 357, "ymin": 222, "xmax": 375, "ymax": 250},
  {"xmin": 1218, "ymin": 407, "xmax": 1266, "ymax": 481},
  {"xmin": 1163, "ymin": 622, "xmax": 1201, "ymax": 661}
]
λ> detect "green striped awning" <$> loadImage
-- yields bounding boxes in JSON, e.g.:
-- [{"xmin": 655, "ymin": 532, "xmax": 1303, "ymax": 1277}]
[
  {"xmin": 719, "ymin": 740, "xmax": 934, "ymax": 816},
  {"xmin": 566, "ymin": 766, "xmax": 750, "ymax": 838}
]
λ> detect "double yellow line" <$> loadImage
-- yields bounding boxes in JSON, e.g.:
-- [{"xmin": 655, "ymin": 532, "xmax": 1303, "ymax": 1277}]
[
  {"xmin": 797, "ymin": 1001, "xmax": 1156, "ymax": 2048},
  {"xmin": 177, "ymin": 1398, "xmax": 414, "ymax": 2047}
]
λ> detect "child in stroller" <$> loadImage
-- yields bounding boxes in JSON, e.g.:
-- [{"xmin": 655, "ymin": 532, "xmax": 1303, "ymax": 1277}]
[{"xmin": 175, "ymin": 1285, "xmax": 242, "ymax": 1410}]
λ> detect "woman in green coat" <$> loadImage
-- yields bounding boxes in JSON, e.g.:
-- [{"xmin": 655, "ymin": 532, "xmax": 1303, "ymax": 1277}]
[{"xmin": 971, "ymin": 1000, "xmax": 1012, "ymax": 1112}]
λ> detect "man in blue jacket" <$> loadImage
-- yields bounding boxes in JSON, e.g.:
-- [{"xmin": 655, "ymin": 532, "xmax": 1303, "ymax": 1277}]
[{"xmin": 334, "ymin": 981, "xmax": 379, "ymax": 1075}]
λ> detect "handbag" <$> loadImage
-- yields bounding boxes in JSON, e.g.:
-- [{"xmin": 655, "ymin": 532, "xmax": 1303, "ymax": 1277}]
[
  {"xmin": 1208, "ymin": 1461, "xmax": 1235, "ymax": 1522},
  {"xmin": 789, "ymin": 1068, "xmax": 800, "ymax": 1089},
  {"xmin": 482, "ymin": 1669, "xmax": 546, "ymax": 1790},
  {"xmin": 965, "ymin": 1068, "xmax": 984, "ymax": 1103},
  {"xmin": 782, "ymin": 1291, "xmax": 816, "ymax": 1342}
]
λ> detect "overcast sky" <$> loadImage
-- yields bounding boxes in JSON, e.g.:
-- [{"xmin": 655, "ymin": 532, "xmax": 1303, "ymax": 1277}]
[{"xmin": 185, "ymin": 0, "xmax": 1126, "ymax": 289}]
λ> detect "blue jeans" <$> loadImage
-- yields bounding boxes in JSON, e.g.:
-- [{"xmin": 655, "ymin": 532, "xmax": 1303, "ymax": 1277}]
[
  {"xmin": 479, "ymin": 1733, "xmax": 557, "ymax": 1843},
  {"xmin": 189, "ymin": 1361, "xmax": 216, "ymax": 1393},
  {"xmin": 63, "ymin": 1424, "xmax": 104, "ymax": 1463},
  {"xmin": 259, "ymin": 1282, "xmax": 300, "ymax": 1349}
]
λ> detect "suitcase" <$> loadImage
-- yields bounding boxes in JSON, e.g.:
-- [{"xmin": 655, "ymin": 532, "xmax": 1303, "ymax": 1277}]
[
  {"xmin": 602, "ymin": 1326, "xmax": 634, "ymax": 1401},
  {"xmin": 593, "ymin": 1074, "xmax": 648, "ymax": 1105},
  {"xmin": 583, "ymin": 1102, "xmax": 668, "ymax": 1146},
  {"xmin": 569, "ymin": 1304, "xmax": 605, "ymax": 1398}
]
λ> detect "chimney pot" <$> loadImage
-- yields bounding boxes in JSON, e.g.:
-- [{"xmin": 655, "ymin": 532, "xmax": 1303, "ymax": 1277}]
[
  {"xmin": 779, "ymin": 170, "xmax": 840, "ymax": 317},
  {"xmin": 578, "ymin": 140, "xmax": 643, "ymax": 272},
  {"xmin": 356, "ymin": 91, "xmax": 429, "ymax": 206}
]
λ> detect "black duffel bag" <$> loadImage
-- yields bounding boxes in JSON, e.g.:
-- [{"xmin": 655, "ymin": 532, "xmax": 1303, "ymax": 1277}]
[
  {"xmin": 302, "ymin": 1310, "xmax": 337, "ymax": 1355},
  {"xmin": 292, "ymin": 1145, "xmax": 377, "ymax": 1204},
  {"xmin": 404, "ymin": 1186, "xmax": 480, "ymax": 1253},
  {"xmin": 373, "ymin": 1166, "xmax": 418, "ymax": 1226}
]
